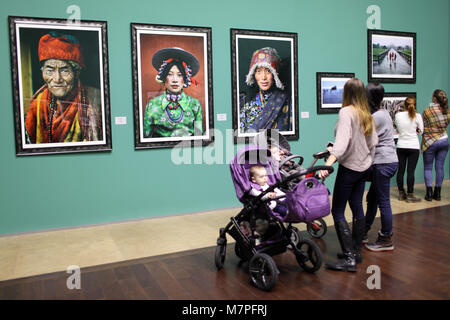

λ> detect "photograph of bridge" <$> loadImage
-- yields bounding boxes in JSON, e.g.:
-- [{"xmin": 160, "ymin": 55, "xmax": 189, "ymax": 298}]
[{"xmin": 368, "ymin": 29, "xmax": 416, "ymax": 83}]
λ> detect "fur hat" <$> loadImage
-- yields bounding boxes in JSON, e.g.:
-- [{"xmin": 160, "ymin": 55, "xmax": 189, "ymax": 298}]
[
  {"xmin": 245, "ymin": 47, "xmax": 283, "ymax": 90},
  {"xmin": 38, "ymin": 32, "xmax": 84, "ymax": 68}
]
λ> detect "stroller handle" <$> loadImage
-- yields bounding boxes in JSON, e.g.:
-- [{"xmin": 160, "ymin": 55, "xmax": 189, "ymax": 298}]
[
  {"xmin": 308, "ymin": 150, "xmax": 330, "ymax": 168},
  {"xmin": 279, "ymin": 154, "xmax": 304, "ymax": 168},
  {"xmin": 282, "ymin": 165, "xmax": 334, "ymax": 184},
  {"xmin": 313, "ymin": 150, "xmax": 330, "ymax": 160},
  {"xmin": 254, "ymin": 165, "xmax": 334, "ymax": 202}
]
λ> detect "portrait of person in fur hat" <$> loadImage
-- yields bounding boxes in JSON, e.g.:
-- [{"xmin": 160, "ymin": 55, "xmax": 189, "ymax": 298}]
[{"xmin": 239, "ymin": 47, "xmax": 292, "ymax": 134}]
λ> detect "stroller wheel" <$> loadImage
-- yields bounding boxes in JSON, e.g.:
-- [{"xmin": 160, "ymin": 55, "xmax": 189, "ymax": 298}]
[
  {"xmin": 307, "ymin": 218, "xmax": 327, "ymax": 238},
  {"xmin": 287, "ymin": 226, "xmax": 302, "ymax": 249},
  {"xmin": 249, "ymin": 253, "xmax": 279, "ymax": 291},
  {"xmin": 295, "ymin": 239, "xmax": 323, "ymax": 273},
  {"xmin": 215, "ymin": 241, "xmax": 227, "ymax": 269}
]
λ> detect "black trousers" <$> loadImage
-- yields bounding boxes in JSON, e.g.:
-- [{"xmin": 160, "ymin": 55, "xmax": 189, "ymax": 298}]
[{"xmin": 396, "ymin": 148, "xmax": 420, "ymax": 193}]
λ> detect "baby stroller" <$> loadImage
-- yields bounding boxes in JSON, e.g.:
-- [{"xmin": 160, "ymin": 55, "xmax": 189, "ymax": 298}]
[
  {"xmin": 253, "ymin": 129, "xmax": 329, "ymax": 239},
  {"xmin": 215, "ymin": 145, "xmax": 333, "ymax": 291}
]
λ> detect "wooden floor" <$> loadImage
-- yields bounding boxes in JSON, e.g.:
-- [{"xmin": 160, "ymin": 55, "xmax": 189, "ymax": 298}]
[
  {"xmin": 0, "ymin": 205, "xmax": 449, "ymax": 300},
  {"xmin": 2, "ymin": 181, "xmax": 449, "ymax": 282}
]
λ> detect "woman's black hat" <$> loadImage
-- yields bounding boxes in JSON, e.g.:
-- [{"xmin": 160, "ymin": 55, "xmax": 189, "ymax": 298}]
[{"xmin": 152, "ymin": 47, "xmax": 200, "ymax": 76}]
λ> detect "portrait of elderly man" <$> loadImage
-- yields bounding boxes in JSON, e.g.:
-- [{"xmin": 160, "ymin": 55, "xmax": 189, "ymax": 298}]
[{"xmin": 25, "ymin": 32, "xmax": 102, "ymax": 144}]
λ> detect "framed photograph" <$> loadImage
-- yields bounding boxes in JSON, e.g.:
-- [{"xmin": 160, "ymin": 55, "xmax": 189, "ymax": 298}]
[
  {"xmin": 368, "ymin": 29, "xmax": 416, "ymax": 83},
  {"xmin": 8, "ymin": 16, "xmax": 112, "ymax": 156},
  {"xmin": 131, "ymin": 23, "xmax": 214, "ymax": 149},
  {"xmin": 316, "ymin": 72, "xmax": 355, "ymax": 114},
  {"xmin": 382, "ymin": 92, "xmax": 417, "ymax": 138},
  {"xmin": 231, "ymin": 28, "xmax": 298, "ymax": 142}
]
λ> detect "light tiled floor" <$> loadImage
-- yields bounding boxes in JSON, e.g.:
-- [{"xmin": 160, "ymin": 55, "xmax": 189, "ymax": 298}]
[{"xmin": 0, "ymin": 181, "xmax": 449, "ymax": 281}]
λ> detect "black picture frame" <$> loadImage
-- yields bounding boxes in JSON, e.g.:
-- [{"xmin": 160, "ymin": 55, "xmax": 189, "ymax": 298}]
[
  {"xmin": 8, "ymin": 16, "xmax": 112, "ymax": 156},
  {"xmin": 231, "ymin": 28, "xmax": 298, "ymax": 143},
  {"xmin": 316, "ymin": 72, "xmax": 355, "ymax": 114},
  {"xmin": 131, "ymin": 23, "xmax": 214, "ymax": 149},
  {"xmin": 368, "ymin": 29, "xmax": 416, "ymax": 83}
]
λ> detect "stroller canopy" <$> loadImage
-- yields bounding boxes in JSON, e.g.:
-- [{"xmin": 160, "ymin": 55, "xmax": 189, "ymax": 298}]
[
  {"xmin": 230, "ymin": 145, "xmax": 281, "ymax": 203},
  {"xmin": 253, "ymin": 129, "xmax": 291, "ymax": 153}
]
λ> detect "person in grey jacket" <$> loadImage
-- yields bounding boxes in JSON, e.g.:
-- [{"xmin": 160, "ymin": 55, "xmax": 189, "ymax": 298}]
[{"xmin": 364, "ymin": 83, "xmax": 399, "ymax": 252}]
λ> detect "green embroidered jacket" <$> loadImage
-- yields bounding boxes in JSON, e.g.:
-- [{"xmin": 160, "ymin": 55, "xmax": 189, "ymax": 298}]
[{"xmin": 143, "ymin": 92, "xmax": 203, "ymax": 137}]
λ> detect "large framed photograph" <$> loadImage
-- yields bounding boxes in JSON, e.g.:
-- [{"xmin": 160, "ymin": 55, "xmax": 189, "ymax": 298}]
[
  {"xmin": 382, "ymin": 92, "xmax": 417, "ymax": 139},
  {"xmin": 131, "ymin": 23, "xmax": 214, "ymax": 149},
  {"xmin": 368, "ymin": 29, "xmax": 416, "ymax": 83},
  {"xmin": 231, "ymin": 28, "xmax": 298, "ymax": 142},
  {"xmin": 316, "ymin": 72, "xmax": 354, "ymax": 114},
  {"xmin": 9, "ymin": 16, "xmax": 112, "ymax": 156}
]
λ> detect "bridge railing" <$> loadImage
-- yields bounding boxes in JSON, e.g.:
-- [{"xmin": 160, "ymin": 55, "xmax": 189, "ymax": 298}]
[
  {"xmin": 397, "ymin": 51, "xmax": 411, "ymax": 65},
  {"xmin": 373, "ymin": 50, "xmax": 388, "ymax": 64}
]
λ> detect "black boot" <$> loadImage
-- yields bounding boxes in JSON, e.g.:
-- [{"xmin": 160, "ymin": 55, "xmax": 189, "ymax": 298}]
[
  {"xmin": 433, "ymin": 187, "xmax": 441, "ymax": 201},
  {"xmin": 352, "ymin": 217, "xmax": 365, "ymax": 263},
  {"xmin": 425, "ymin": 187, "xmax": 433, "ymax": 201},
  {"xmin": 326, "ymin": 220, "xmax": 356, "ymax": 272},
  {"xmin": 337, "ymin": 218, "xmax": 365, "ymax": 264}
]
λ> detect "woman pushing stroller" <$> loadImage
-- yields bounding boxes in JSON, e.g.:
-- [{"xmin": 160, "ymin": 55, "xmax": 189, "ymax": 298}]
[{"xmin": 319, "ymin": 78, "xmax": 378, "ymax": 272}]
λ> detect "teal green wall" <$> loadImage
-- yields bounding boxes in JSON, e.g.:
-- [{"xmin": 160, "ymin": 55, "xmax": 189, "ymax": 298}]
[{"xmin": 1, "ymin": 0, "xmax": 449, "ymax": 235}]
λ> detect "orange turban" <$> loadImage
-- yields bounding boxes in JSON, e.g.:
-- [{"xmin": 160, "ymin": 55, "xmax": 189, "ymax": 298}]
[{"xmin": 38, "ymin": 32, "xmax": 85, "ymax": 68}]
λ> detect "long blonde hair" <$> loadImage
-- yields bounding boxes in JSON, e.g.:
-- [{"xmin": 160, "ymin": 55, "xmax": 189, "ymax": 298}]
[
  {"xmin": 342, "ymin": 78, "xmax": 374, "ymax": 136},
  {"xmin": 404, "ymin": 96, "xmax": 417, "ymax": 120}
]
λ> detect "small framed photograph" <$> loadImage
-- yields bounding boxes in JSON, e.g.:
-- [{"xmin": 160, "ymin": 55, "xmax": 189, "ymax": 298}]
[
  {"xmin": 368, "ymin": 29, "xmax": 416, "ymax": 83},
  {"xmin": 231, "ymin": 28, "xmax": 298, "ymax": 142},
  {"xmin": 316, "ymin": 72, "xmax": 354, "ymax": 114},
  {"xmin": 131, "ymin": 23, "xmax": 214, "ymax": 149},
  {"xmin": 382, "ymin": 92, "xmax": 417, "ymax": 138},
  {"xmin": 8, "ymin": 16, "xmax": 112, "ymax": 156}
]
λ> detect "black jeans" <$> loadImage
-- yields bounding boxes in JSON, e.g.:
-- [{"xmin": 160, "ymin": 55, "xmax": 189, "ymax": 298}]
[
  {"xmin": 396, "ymin": 148, "xmax": 420, "ymax": 193},
  {"xmin": 331, "ymin": 164, "xmax": 369, "ymax": 223}
]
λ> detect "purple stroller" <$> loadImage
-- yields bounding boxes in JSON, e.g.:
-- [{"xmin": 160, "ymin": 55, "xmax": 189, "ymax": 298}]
[
  {"xmin": 215, "ymin": 145, "xmax": 333, "ymax": 291},
  {"xmin": 253, "ymin": 129, "xmax": 331, "ymax": 238}
]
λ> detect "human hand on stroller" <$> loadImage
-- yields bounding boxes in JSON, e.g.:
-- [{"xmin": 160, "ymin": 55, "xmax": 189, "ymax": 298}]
[
  {"xmin": 318, "ymin": 153, "xmax": 337, "ymax": 180},
  {"xmin": 318, "ymin": 169, "xmax": 330, "ymax": 180}
]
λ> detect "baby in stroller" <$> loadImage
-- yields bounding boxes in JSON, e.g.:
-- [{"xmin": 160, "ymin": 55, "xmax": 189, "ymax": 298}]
[
  {"xmin": 249, "ymin": 165, "xmax": 288, "ymax": 217},
  {"xmin": 215, "ymin": 144, "xmax": 333, "ymax": 291},
  {"xmin": 247, "ymin": 164, "xmax": 288, "ymax": 243},
  {"xmin": 253, "ymin": 129, "xmax": 330, "ymax": 238}
]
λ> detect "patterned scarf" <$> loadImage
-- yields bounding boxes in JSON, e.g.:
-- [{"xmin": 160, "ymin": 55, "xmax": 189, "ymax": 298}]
[{"xmin": 25, "ymin": 81, "xmax": 90, "ymax": 143}]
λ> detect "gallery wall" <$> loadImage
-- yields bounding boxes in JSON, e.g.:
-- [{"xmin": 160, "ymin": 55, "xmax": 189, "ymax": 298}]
[{"xmin": 0, "ymin": 0, "xmax": 449, "ymax": 235}]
